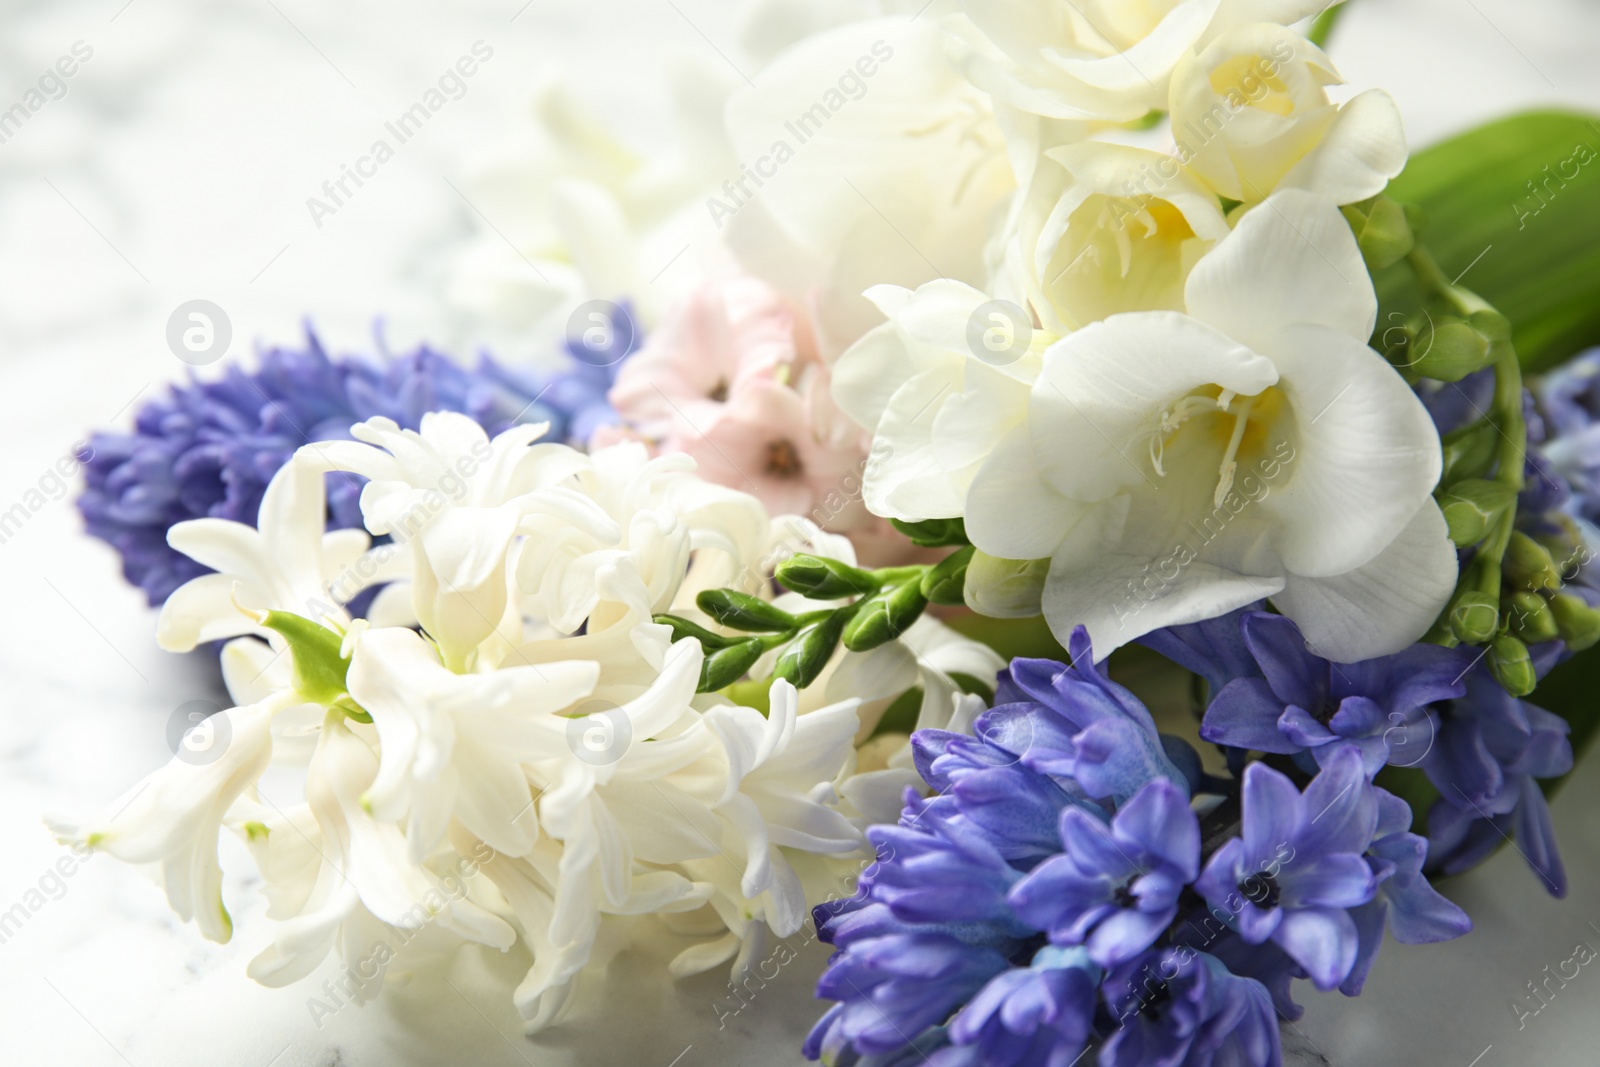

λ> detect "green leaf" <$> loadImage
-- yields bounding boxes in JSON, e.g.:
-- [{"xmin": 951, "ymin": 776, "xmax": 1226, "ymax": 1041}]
[{"xmin": 1373, "ymin": 110, "xmax": 1600, "ymax": 372}]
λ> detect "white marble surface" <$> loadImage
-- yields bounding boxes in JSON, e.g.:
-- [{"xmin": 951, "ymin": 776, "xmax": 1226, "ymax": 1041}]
[{"xmin": 2, "ymin": 1, "xmax": 1600, "ymax": 1064}]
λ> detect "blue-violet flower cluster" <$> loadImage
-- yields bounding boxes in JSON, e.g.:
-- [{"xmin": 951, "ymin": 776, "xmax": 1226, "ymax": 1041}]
[
  {"xmin": 78, "ymin": 312, "xmax": 637, "ymax": 604},
  {"xmin": 806, "ymin": 626, "xmax": 1472, "ymax": 1067}
]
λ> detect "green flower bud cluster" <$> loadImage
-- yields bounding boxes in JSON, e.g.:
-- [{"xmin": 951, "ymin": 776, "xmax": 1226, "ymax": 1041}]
[
  {"xmin": 1399, "ymin": 234, "xmax": 1575, "ymax": 698},
  {"xmin": 657, "ymin": 524, "xmax": 976, "ymax": 697}
]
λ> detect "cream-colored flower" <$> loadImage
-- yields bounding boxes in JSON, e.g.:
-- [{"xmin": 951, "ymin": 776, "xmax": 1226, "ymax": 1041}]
[
  {"xmin": 1005, "ymin": 141, "xmax": 1231, "ymax": 334},
  {"xmin": 447, "ymin": 69, "xmax": 740, "ymax": 335},
  {"xmin": 722, "ymin": 16, "xmax": 1014, "ymax": 358},
  {"xmin": 831, "ymin": 280, "xmax": 1046, "ymax": 521},
  {"xmin": 963, "ymin": 190, "xmax": 1457, "ymax": 661},
  {"xmin": 1168, "ymin": 24, "xmax": 1406, "ymax": 204},
  {"xmin": 946, "ymin": 0, "xmax": 1335, "ymax": 121}
]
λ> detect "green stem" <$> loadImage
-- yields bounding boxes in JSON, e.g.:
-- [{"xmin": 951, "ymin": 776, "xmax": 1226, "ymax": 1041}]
[{"xmin": 1407, "ymin": 244, "xmax": 1527, "ymax": 611}]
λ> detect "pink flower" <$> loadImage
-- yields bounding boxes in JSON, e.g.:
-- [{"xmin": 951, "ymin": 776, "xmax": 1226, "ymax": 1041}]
[
  {"xmin": 679, "ymin": 377, "xmax": 869, "ymax": 520},
  {"xmin": 608, "ymin": 276, "xmax": 802, "ymax": 439},
  {"xmin": 608, "ymin": 275, "xmax": 874, "ymax": 530}
]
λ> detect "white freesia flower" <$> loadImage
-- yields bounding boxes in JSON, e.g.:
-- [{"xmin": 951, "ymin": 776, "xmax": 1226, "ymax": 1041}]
[
  {"xmin": 831, "ymin": 280, "xmax": 1046, "ymax": 521},
  {"xmin": 722, "ymin": 17, "xmax": 1014, "ymax": 357},
  {"xmin": 946, "ymin": 0, "xmax": 1335, "ymax": 121},
  {"xmin": 1007, "ymin": 141, "xmax": 1231, "ymax": 333},
  {"xmin": 959, "ymin": 189, "xmax": 1455, "ymax": 661},
  {"xmin": 1168, "ymin": 24, "xmax": 1406, "ymax": 204}
]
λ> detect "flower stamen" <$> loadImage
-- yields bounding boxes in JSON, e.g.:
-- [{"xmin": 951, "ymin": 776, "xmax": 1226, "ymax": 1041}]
[{"xmin": 1214, "ymin": 396, "xmax": 1255, "ymax": 507}]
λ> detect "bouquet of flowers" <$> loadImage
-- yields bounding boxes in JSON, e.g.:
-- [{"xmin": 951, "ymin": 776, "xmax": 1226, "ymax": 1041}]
[{"xmin": 61, "ymin": 1, "xmax": 1600, "ymax": 1064}]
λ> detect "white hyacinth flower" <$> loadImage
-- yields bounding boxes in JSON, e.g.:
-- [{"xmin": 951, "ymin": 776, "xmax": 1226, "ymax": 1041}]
[
  {"xmin": 298, "ymin": 412, "xmax": 602, "ymax": 670},
  {"xmin": 49, "ymin": 695, "xmax": 287, "ymax": 942},
  {"xmin": 63, "ymin": 417, "xmax": 993, "ymax": 1036},
  {"xmin": 156, "ymin": 460, "xmax": 370, "ymax": 651}
]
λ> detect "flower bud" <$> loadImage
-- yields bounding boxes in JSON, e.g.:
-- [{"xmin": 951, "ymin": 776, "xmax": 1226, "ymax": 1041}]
[
  {"xmin": 919, "ymin": 546, "xmax": 975, "ymax": 606},
  {"xmin": 1550, "ymin": 593, "xmax": 1600, "ymax": 652},
  {"xmin": 1411, "ymin": 321, "xmax": 1494, "ymax": 383},
  {"xmin": 771, "ymin": 610, "xmax": 849, "ymax": 689},
  {"xmin": 1449, "ymin": 590, "xmax": 1501, "ymax": 644},
  {"xmin": 774, "ymin": 554, "xmax": 879, "ymax": 599},
  {"xmin": 1504, "ymin": 531, "xmax": 1563, "ymax": 592},
  {"xmin": 1488, "ymin": 634, "xmax": 1537, "ymax": 696},
  {"xmin": 654, "ymin": 613, "xmax": 737, "ymax": 650},
  {"xmin": 1467, "ymin": 308, "xmax": 1513, "ymax": 344},
  {"xmin": 1351, "ymin": 197, "xmax": 1415, "ymax": 271},
  {"xmin": 1440, "ymin": 420, "xmax": 1500, "ymax": 484},
  {"xmin": 1437, "ymin": 479, "xmax": 1516, "ymax": 546},
  {"xmin": 695, "ymin": 589, "xmax": 798, "ymax": 632},
  {"xmin": 698, "ymin": 638, "xmax": 767, "ymax": 693},
  {"xmin": 842, "ymin": 581, "xmax": 928, "ymax": 652},
  {"xmin": 889, "ymin": 516, "xmax": 969, "ymax": 548},
  {"xmin": 1507, "ymin": 591, "xmax": 1560, "ymax": 643}
]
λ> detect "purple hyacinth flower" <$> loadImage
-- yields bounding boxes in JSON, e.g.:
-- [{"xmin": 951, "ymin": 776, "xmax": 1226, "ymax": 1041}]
[
  {"xmin": 1423, "ymin": 665, "xmax": 1572, "ymax": 896},
  {"xmin": 928, "ymin": 947, "xmax": 1099, "ymax": 1067},
  {"xmin": 1534, "ymin": 347, "xmax": 1600, "ymax": 522},
  {"xmin": 1416, "ymin": 368, "xmax": 1495, "ymax": 437},
  {"xmin": 1138, "ymin": 603, "xmax": 1265, "ymax": 695},
  {"xmin": 1193, "ymin": 747, "xmax": 1379, "ymax": 990},
  {"xmin": 1199, "ymin": 612, "xmax": 1473, "ymax": 775},
  {"xmin": 862, "ymin": 792, "xmax": 1037, "ymax": 938},
  {"xmin": 1342, "ymin": 790, "xmax": 1472, "ymax": 996},
  {"xmin": 1101, "ymin": 949, "xmax": 1282, "ymax": 1067},
  {"xmin": 911, "ymin": 731, "xmax": 1093, "ymax": 865},
  {"xmin": 974, "ymin": 627, "xmax": 1191, "ymax": 805},
  {"xmin": 1205, "ymin": 935, "xmax": 1309, "ymax": 1022},
  {"xmin": 1009, "ymin": 780, "xmax": 1200, "ymax": 967},
  {"xmin": 77, "ymin": 314, "xmax": 639, "ymax": 607},
  {"xmin": 805, "ymin": 933, "xmax": 1010, "ymax": 1059}
]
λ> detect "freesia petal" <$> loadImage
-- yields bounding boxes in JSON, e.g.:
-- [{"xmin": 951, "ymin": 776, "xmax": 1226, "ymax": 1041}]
[
  {"xmin": 1184, "ymin": 188, "xmax": 1376, "ymax": 349},
  {"xmin": 1030, "ymin": 312, "xmax": 1278, "ymax": 502},
  {"xmin": 1258, "ymin": 323, "xmax": 1443, "ymax": 577},
  {"xmin": 1281, "ymin": 89, "xmax": 1407, "ymax": 205},
  {"xmin": 965, "ymin": 427, "xmax": 1088, "ymax": 560},
  {"xmin": 1273, "ymin": 501, "xmax": 1458, "ymax": 662}
]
